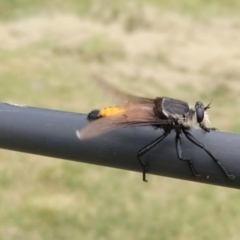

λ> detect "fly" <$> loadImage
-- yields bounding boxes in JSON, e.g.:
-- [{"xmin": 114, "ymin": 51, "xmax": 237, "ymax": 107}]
[{"xmin": 76, "ymin": 77, "xmax": 235, "ymax": 182}]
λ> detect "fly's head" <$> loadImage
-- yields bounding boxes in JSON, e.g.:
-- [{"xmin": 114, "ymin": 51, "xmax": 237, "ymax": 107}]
[{"xmin": 195, "ymin": 101, "xmax": 211, "ymax": 124}]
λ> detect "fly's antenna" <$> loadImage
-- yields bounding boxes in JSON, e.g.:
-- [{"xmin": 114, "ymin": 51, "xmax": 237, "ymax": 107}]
[{"xmin": 204, "ymin": 101, "xmax": 212, "ymax": 111}]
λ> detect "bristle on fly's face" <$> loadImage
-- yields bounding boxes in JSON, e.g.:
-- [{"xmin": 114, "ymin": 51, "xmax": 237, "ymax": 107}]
[{"xmin": 203, "ymin": 112, "xmax": 210, "ymax": 125}]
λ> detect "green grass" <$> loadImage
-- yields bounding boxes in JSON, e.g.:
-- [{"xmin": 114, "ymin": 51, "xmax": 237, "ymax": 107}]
[
  {"xmin": 1, "ymin": 0, "xmax": 240, "ymax": 20},
  {"xmin": 152, "ymin": 0, "xmax": 240, "ymax": 17},
  {"xmin": 0, "ymin": 1, "xmax": 240, "ymax": 240}
]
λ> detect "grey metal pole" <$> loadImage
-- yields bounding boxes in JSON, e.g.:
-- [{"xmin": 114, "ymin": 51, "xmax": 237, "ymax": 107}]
[{"xmin": 0, "ymin": 102, "xmax": 239, "ymax": 188}]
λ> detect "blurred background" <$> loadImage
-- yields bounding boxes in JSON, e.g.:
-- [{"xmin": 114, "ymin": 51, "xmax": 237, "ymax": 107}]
[{"xmin": 0, "ymin": 0, "xmax": 240, "ymax": 239}]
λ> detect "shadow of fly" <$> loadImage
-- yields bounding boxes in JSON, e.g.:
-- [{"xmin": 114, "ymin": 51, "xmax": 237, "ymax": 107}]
[{"xmin": 76, "ymin": 77, "xmax": 235, "ymax": 182}]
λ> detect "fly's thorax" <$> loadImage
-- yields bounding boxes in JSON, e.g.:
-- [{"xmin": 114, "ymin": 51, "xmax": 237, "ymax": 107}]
[
  {"xmin": 161, "ymin": 98, "xmax": 190, "ymax": 124},
  {"xmin": 161, "ymin": 97, "xmax": 189, "ymax": 118},
  {"xmin": 160, "ymin": 98, "xmax": 211, "ymax": 129}
]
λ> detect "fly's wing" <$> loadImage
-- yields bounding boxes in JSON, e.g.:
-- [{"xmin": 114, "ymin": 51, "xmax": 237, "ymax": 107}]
[
  {"xmin": 92, "ymin": 76, "xmax": 153, "ymax": 104},
  {"xmin": 77, "ymin": 103, "xmax": 171, "ymax": 139}
]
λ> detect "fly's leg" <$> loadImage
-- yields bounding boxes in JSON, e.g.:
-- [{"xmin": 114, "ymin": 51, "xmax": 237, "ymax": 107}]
[
  {"xmin": 183, "ymin": 129, "xmax": 235, "ymax": 180},
  {"xmin": 175, "ymin": 133, "xmax": 201, "ymax": 178},
  {"xmin": 200, "ymin": 123, "xmax": 218, "ymax": 132},
  {"xmin": 137, "ymin": 132, "xmax": 170, "ymax": 182}
]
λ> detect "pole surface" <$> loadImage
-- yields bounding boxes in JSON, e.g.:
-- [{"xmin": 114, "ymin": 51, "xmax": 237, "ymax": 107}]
[{"xmin": 0, "ymin": 103, "xmax": 239, "ymax": 188}]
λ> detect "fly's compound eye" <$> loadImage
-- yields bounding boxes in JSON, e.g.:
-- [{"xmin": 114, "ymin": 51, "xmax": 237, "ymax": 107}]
[{"xmin": 195, "ymin": 101, "xmax": 204, "ymax": 123}]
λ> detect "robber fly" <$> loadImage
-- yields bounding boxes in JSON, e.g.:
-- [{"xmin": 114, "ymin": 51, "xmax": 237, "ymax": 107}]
[{"xmin": 76, "ymin": 77, "xmax": 235, "ymax": 182}]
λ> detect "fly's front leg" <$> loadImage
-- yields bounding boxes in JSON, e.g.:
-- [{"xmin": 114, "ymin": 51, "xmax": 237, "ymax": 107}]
[
  {"xmin": 183, "ymin": 129, "xmax": 235, "ymax": 180},
  {"xmin": 200, "ymin": 123, "xmax": 218, "ymax": 132}
]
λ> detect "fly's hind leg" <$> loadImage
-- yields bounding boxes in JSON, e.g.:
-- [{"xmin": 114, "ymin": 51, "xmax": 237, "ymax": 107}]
[
  {"xmin": 175, "ymin": 132, "xmax": 201, "ymax": 178},
  {"xmin": 137, "ymin": 131, "xmax": 170, "ymax": 182}
]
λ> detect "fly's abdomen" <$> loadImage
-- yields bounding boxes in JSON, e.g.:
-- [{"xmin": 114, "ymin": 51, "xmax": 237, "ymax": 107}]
[
  {"xmin": 87, "ymin": 110, "xmax": 101, "ymax": 120},
  {"xmin": 87, "ymin": 107, "xmax": 123, "ymax": 121},
  {"xmin": 100, "ymin": 106, "xmax": 123, "ymax": 117}
]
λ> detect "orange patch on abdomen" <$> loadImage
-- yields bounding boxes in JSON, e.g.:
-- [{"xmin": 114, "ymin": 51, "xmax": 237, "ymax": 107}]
[{"xmin": 100, "ymin": 107, "xmax": 123, "ymax": 117}]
